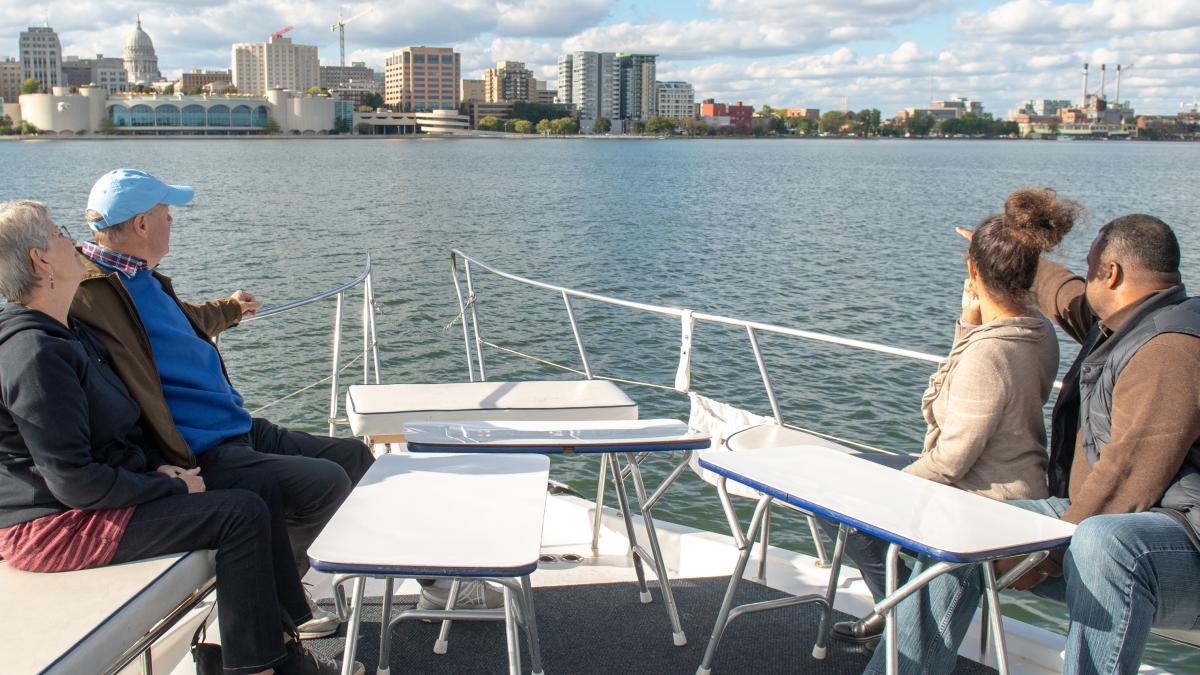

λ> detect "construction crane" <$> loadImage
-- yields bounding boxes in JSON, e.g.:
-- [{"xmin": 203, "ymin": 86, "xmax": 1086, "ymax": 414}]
[
  {"xmin": 270, "ymin": 25, "xmax": 294, "ymax": 40},
  {"xmin": 331, "ymin": 7, "xmax": 374, "ymax": 68}
]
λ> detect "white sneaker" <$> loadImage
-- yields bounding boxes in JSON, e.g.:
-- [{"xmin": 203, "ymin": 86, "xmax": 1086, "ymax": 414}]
[
  {"xmin": 298, "ymin": 585, "xmax": 341, "ymax": 639},
  {"xmin": 416, "ymin": 579, "xmax": 504, "ymax": 611}
]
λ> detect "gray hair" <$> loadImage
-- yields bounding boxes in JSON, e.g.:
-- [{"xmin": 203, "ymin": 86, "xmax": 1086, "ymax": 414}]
[
  {"xmin": 0, "ymin": 200, "xmax": 52, "ymax": 303},
  {"xmin": 85, "ymin": 208, "xmax": 130, "ymax": 245}
]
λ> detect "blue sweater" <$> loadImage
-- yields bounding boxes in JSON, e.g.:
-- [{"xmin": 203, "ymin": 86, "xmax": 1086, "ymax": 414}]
[{"xmin": 117, "ymin": 268, "xmax": 251, "ymax": 454}]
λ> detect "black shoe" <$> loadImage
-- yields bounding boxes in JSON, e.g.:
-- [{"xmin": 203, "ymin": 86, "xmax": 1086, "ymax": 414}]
[
  {"xmin": 831, "ymin": 613, "xmax": 885, "ymax": 644},
  {"xmin": 275, "ymin": 639, "xmax": 365, "ymax": 675}
]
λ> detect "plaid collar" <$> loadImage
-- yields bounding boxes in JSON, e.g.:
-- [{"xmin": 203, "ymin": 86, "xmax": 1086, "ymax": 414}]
[{"xmin": 81, "ymin": 242, "xmax": 149, "ymax": 279}]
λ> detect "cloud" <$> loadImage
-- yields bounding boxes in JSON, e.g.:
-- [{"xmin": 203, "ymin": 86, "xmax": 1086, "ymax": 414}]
[{"xmin": 955, "ymin": 0, "xmax": 1200, "ymax": 43}]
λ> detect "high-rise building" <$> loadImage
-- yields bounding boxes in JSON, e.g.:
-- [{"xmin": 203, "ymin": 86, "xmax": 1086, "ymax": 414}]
[
  {"xmin": 655, "ymin": 81, "xmax": 694, "ymax": 120},
  {"xmin": 484, "ymin": 61, "xmax": 537, "ymax": 102},
  {"xmin": 460, "ymin": 79, "xmax": 484, "ymax": 102},
  {"xmin": 384, "ymin": 46, "xmax": 460, "ymax": 111},
  {"xmin": 616, "ymin": 54, "xmax": 656, "ymax": 127},
  {"xmin": 1, "ymin": 57, "xmax": 23, "ymax": 102},
  {"xmin": 320, "ymin": 62, "xmax": 377, "ymax": 91},
  {"xmin": 19, "ymin": 25, "xmax": 64, "ymax": 91},
  {"xmin": 63, "ymin": 54, "xmax": 129, "ymax": 94},
  {"xmin": 232, "ymin": 36, "xmax": 319, "ymax": 96},
  {"xmin": 123, "ymin": 16, "xmax": 162, "ymax": 85},
  {"xmin": 556, "ymin": 51, "xmax": 618, "ymax": 131}
]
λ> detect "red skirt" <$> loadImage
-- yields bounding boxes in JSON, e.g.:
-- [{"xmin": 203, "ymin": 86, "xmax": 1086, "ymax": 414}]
[{"xmin": 0, "ymin": 507, "xmax": 134, "ymax": 573}]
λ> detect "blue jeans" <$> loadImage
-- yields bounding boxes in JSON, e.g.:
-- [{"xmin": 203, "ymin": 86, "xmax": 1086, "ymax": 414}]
[{"xmin": 864, "ymin": 497, "xmax": 1200, "ymax": 675}]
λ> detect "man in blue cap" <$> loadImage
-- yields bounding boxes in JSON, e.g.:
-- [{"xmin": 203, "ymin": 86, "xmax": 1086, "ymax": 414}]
[{"xmin": 71, "ymin": 169, "xmax": 374, "ymax": 640}]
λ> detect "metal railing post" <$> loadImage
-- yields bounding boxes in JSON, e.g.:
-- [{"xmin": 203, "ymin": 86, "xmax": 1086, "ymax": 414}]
[
  {"xmin": 362, "ymin": 280, "xmax": 370, "ymax": 386},
  {"xmin": 746, "ymin": 326, "xmax": 783, "ymax": 423},
  {"xmin": 365, "ymin": 263, "xmax": 381, "ymax": 383},
  {"xmin": 450, "ymin": 252, "xmax": 476, "ymax": 381},
  {"xmin": 562, "ymin": 291, "xmax": 593, "ymax": 379},
  {"xmin": 328, "ymin": 291, "xmax": 344, "ymax": 437},
  {"xmin": 464, "ymin": 260, "xmax": 486, "ymax": 381}
]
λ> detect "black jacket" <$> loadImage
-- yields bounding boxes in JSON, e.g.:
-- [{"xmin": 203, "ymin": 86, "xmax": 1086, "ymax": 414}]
[{"xmin": 0, "ymin": 304, "xmax": 183, "ymax": 529}]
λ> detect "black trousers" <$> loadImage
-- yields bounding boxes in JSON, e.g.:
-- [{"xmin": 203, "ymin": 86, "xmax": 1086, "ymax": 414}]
[
  {"xmin": 111, "ymin": 468, "xmax": 310, "ymax": 674},
  {"xmin": 198, "ymin": 417, "xmax": 374, "ymax": 575}
]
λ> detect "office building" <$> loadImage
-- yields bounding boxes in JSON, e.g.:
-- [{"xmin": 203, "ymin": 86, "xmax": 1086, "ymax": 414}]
[
  {"xmin": 320, "ymin": 62, "xmax": 377, "ymax": 91},
  {"xmin": 181, "ymin": 69, "xmax": 231, "ymax": 93},
  {"xmin": 655, "ymin": 81, "xmax": 694, "ymax": 120},
  {"xmin": 1, "ymin": 58, "xmax": 23, "ymax": 102},
  {"xmin": 461, "ymin": 79, "xmax": 485, "ymax": 102},
  {"xmin": 536, "ymin": 88, "xmax": 557, "ymax": 105},
  {"xmin": 466, "ymin": 100, "xmax": 513, "ymax": 128},
  {"xmin": 699, "ymin": 99, "xmax": 753, "ymax": 128},
  {"xmin": 232, "ymin": 36, "xmax": 319, "ymax": 96},
  {"xmin": 63, "ymin": 55, "xmax": 129, "ymax": 95},
  {"xmin": 556, "ymin": 51, "xmax": 618, "ymax": 131},
  {"xmin": 384, "ymin": 46, "xmax": 460, "ymax": 111},
  {"xmin": 123, "ymin": 16, "xmax": 162, "ymax": 85},
  {"xmin": 616, "ymin": 53, "xmax": 656, "ymax": 127},
  {"xmin": 19, "ymin": 25, "xmax": 64, "ymax": 91},
  {"xmin": 484, "ymin": 61, "xmax": 537, "ymax": 102},
  {"xmin": 930, "ymin": 97, "xmax": 984, "ymax": 116}
]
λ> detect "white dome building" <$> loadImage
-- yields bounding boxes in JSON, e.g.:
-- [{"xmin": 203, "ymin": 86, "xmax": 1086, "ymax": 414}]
[{"xmin": 123, "ymin": 15, "xmax": 162, "ymax": 85}]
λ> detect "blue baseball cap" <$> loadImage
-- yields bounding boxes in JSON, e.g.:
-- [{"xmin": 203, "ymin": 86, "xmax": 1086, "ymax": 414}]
[{"xmin": 86, "ymin": 169, "xmax": 194, "ymax": 231}]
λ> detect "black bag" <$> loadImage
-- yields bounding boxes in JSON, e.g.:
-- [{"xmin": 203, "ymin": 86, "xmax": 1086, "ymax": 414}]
[{"xmin": 190, "ymin": 610, "xmax": 222, "ymax": 675}]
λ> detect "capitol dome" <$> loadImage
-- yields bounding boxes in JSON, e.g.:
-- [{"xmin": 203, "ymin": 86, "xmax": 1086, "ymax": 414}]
[{"xmin": 123, "ymin": 15, "xmax": 162, "ymax": 84}]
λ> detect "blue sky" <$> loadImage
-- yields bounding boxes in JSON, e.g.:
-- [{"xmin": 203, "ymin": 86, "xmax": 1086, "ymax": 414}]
[{"xmin": 3, "ymin": 0, "xmax": 1197, "ymax": 115}]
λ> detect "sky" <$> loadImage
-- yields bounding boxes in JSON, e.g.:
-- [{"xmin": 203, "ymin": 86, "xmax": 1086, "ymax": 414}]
[{"xmin": 3, "ymin": 0, "xmax": 1198, "ymax": 115}]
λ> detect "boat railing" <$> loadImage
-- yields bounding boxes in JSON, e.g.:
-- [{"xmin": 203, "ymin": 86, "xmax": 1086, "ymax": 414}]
[
  {"xmin": 450, "ymin": 249, "xmax": 1060, "ymax": 455},
  {"xmin": 219, "ymin": 254, "xmax": 380, "ymax": 436}
]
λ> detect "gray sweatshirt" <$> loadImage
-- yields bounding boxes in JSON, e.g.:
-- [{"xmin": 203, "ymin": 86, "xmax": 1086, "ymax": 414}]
[{"xmin": 904, "ymin": 315, "xmax": 1057, "ymax": 500}]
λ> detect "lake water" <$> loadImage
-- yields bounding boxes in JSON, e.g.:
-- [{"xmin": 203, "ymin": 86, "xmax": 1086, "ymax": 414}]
[{"xmin": 2, "ymin": 137, "xmax": 1198, "ymax": 670}]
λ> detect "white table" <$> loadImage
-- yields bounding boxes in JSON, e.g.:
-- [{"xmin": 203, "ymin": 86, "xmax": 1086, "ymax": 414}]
[
  {"xmin": 346, "ymin": 381, "xmax": 638, "ymax": 443},
  {"xmin": 695, "ymin": 445, "xmax": 1076, "ymax": 675},
  {"xmin": 406, "ymin": 419, "xmax": 711, "ymax": 647},
  {"xmin": 308, "ymin": 453, "xmax": 551, "ymax": 675}
]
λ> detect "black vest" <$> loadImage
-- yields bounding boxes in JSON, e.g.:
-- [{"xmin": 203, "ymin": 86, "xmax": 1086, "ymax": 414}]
[{"xmin": 1048, "ymin": 286, "xmax": 1200, "ymax": 549}]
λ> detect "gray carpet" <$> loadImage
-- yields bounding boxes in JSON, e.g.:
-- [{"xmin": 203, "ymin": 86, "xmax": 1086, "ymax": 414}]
[{"xmin": 308, "ymin": 577, "xmax": 997, "ymax": 674}]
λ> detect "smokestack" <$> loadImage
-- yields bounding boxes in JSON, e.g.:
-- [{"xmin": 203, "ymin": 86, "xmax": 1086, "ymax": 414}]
[
  {"xmin": 1115, "ymin": 64, "xmax": 1122, "ymax": 108},
  {"xmin": 1100, "ymin": 64, "xmax": 1107, "ymax": 99},
  {"xmin": 1082, "ymin": 62, "xmax": 1089, "ymax": 106}
]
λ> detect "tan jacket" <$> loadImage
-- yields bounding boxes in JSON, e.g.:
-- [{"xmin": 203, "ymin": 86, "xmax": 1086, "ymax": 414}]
[
  {"xmin": 904, "ymin": 315, "xmax": 1057, "ymax": 500},
  {"xmin": 70, "ymin": 256, "xmax": 243, "ymax": 469}
]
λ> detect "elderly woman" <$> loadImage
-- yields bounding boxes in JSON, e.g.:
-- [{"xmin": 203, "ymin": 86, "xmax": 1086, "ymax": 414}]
[
  {"xmin": 829, "ymin": 187, "xmax": 1080, "ymax": 646},
  {"xmin": 0, "ymin": 201, "xmax": 354, "ymax": 675}
]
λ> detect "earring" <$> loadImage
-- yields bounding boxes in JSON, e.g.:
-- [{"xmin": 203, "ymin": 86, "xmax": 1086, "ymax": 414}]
[{"xmin": 49, "ymin": 274, "xmax": 54, "ymax": 290}]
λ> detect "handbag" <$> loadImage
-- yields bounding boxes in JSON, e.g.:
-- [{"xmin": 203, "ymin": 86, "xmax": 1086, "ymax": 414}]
[{"xmin": 190, "ymin": 606, "xmax": 222, "ymax": 675}]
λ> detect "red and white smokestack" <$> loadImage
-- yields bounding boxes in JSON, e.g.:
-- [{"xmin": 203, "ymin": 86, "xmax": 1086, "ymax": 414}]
[{"xmin": 1100, "ymin": 64, "xmax": 1107, "ymax": 99}]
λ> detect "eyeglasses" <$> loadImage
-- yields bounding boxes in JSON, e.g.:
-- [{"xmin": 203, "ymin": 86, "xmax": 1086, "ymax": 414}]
[{"xmin": 54, "ymin": 223, "xmax": 76, "ymax": 243}]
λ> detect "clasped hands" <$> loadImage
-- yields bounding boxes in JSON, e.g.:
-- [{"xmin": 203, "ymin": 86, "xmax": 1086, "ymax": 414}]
[{"xmin": 156, "ymin": 464, "xmax": 206, "ymax": 493}]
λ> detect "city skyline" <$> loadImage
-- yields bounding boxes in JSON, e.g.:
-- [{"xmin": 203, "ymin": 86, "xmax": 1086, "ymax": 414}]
[{"xmin": 1, "ymin": 1, "xmax": 1196, "ymax": 115}]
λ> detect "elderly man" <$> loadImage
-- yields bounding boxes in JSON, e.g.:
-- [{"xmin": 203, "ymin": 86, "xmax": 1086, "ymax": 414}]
[
  {"xmin": 864, "ymin": 214, "xmax": 1200, "ymax": 675},
  {"xmin": 71, "ymin": 169, "xmax": 374, "ymax": 639}
]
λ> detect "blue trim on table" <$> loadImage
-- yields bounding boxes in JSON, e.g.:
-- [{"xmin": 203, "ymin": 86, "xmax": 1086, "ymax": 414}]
[
  {"xmin": 698, "ymin": 457, "xmax": 1072, "ymax": 564},
  {"xmin": 308, "ymin": 558, "xmax": 539, "ymax": 577},
  {"xmin": 407, "ymin": 438, "xmax": 711, "ymax": 455},
  {"xmin": 41, "ymin": 551, "xmax": 213, "ymax": 674}
]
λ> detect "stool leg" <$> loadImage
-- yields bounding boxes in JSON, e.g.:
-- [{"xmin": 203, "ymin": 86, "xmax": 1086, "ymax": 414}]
[
  {"xmin": 609, "ymin": 453, "xmax": 650, "ymax": 602},
  {"xmin": 434, "ymin": 578, "xmax": 461, "ymax": 655},
  {"xmin": 377, "ymin": 578, "xmax": 395, "ymax": 675},
  {"xmin": 884, "ymin": 543, "xmax": 900, "ymax": 675},
  {"xmin": 591, "ymin": 455, "xmax": 608, "ymax": 554},
  {"xmin": 757, "ymin": 506, "xmax": 771, "ymax": 580},
  {"xmin": 503, "ymin": 585, "xmax": 522, "ymax": 675},
  {"xmin": 625, "ymin": 451, "xmax": 686, "ymax": 646},
  {"xmin": 342, "ymin": 577, "xmax": 366, "ymax": 675},
  {"xmin": 520, "ymin": 575, "xmax": 545, "ymax": 675}
]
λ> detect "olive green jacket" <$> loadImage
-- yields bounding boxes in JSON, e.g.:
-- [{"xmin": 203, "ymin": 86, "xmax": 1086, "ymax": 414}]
[{"xmin": 70, "ymin": 256, "xmax": 243, "ymax": 468}]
